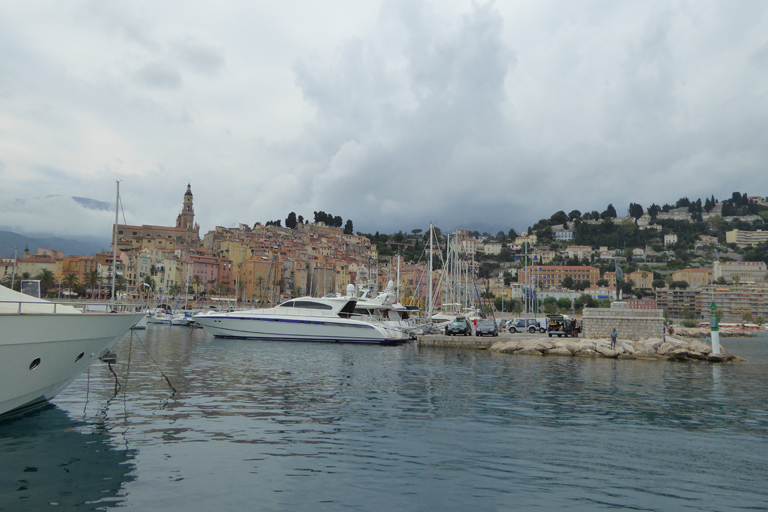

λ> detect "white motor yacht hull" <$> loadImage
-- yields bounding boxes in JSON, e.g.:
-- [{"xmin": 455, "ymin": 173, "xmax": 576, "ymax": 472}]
[
  {"xmin": 0, "ymin": 312, "xmax": 144, "ymax": 417},
  {"xmin": 194, "ymin": 311, "xmax": 406, "ymax": 344}
]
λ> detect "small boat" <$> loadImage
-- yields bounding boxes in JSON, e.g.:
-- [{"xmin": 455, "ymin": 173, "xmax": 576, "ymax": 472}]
[
  {"xmin": 170, "ymin": 311, "xmax": 195, "ymax": 326},
  {"xmin": 193, "ymin": 295, "xmax": 409, "ymax": 344},
  {"xmin": 0, "ymin": 285, "xmax": 144, "ymax": 417},
  {"xmin": 147, "ymin": 309, "xmax": 172, "ymax": 324}
]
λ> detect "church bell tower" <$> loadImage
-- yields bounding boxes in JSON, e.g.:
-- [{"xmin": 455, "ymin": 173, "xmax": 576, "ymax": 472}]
[{"xmin": 177, "ymin": 184, "xmax": 195, "ymax": 231}]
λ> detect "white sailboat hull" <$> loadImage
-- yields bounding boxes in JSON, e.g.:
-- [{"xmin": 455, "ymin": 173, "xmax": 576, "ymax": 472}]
[{"xmin": 0, "ymin": 312, "xmax": 145, "ymax": 416}]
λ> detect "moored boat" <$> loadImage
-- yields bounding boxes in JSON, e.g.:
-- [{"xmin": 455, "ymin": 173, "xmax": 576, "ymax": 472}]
[
  {"xmin": 0, "ymin": 285, "xmax": 144, "ymax": 417},
  {"xmin": 194, "ymin": 295, "xmax": 409, "ymax": 344}
]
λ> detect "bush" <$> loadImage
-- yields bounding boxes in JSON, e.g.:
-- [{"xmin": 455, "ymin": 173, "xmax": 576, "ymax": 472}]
[{"xmin": 681, "ymin": 319, "xmax": 698, "ymax": 328}]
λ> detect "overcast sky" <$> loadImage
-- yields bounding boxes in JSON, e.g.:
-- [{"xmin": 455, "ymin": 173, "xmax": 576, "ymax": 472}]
[{"xmin": 1, "ymin": 0, "xmax": 767, "ymax": 240}]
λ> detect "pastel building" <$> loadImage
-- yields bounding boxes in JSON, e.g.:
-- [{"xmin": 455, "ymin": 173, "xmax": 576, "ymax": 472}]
[
  {"xmin": 521, "ymin": 265, "xmax": 600, "ymax": 288},
  {"xmin": 726, "ymin": 229, "xmax": 768, "ymax": 248},
  {"xmin": 713, "ymin": 261, "xmax": 768, "ymax": 284},
  {"xmin": 672, "ymin": 268, "xmax": 713, "ymax": 288}
]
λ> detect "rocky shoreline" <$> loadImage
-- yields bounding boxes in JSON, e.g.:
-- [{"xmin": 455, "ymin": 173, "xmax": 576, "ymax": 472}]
[
  {"xmin": 489, "ymin": 335, "xmax": 742, "ymax": 362},
  {"xmin": 672, "ymin": 327, "xmax": 764, "ymax": 338}
]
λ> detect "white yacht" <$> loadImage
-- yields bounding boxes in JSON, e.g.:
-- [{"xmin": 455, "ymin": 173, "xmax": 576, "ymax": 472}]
[
  {"xmin": 193, "ymin": 295, "xmax": 409, "ymax": 344},
  {"xmin": 348, "ymin": 282, "xmax": 414, "ymax": 330},
  {"xmin": 0, "ymin": 285, "xmax": 145, "ymax": 417}
]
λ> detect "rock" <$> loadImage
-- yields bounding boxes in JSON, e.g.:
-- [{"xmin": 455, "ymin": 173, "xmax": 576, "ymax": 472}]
[
  {"xmin": 668, "ymin": 349, "xmax": 690, "ymax": 361},
  {"xmin": 657, "ymin": 342, "xmax": 677, "ymax": 355},
  {"xmin": 618, "ymin": 341, "xmax": 635, "ymax": 354},
  {"xmin": 687, "ymin": 352, "xmax": 708, "ymax": 361},
  {"xmin": 707, "ymin": 353, "xmax": 729, "ymax": 363},
  {"xmin": 548, "ymin": 347, "xmax": 573, "ymax": 356},
  {"xmin": 594, "ymin": 344, "xmax": 619, "ymax": 357},
  {"xmin": 618, "ymin": 354, "xmax": 637, "ymax": 360},
  {"xmin": 687, "ymin": 340, "xmax": 711, "ymax": 355},
  {"xmin": 576, "ymin": 349, "xmax": 599, "ymax": 357},
  {"xmin": 517, "ymin": 348, "xmax": 543, "ymax": 356},
  {"xmin": 494, "ymin": 340, "xmax": 523, "ymax": 354}
]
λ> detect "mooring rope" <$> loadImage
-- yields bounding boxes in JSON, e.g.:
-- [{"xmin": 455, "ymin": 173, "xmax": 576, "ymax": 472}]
[{"xmin": 129, "ymin": 329, "xmax": 178, "ymax": 394}]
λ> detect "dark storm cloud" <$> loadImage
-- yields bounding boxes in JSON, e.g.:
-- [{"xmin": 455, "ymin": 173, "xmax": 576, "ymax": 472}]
[{"xmin": 290, "ymin": 2, "xmax": 518, "ymax": 233}]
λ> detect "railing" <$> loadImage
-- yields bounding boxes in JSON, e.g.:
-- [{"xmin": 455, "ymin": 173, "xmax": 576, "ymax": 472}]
[{"xmin": 0, "ymin": 299, "xmax": 144, "ymax": 315}]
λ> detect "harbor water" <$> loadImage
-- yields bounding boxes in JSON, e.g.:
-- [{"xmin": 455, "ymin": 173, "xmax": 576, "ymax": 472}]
[{"xmin": 2, "ymin": 328, "xmax": 768, "ymax": 511}]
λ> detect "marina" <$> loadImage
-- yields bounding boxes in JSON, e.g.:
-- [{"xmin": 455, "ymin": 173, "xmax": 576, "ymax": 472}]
[{"xmin": 2, "ymin": 325, "xmax": 767, "ymax": 511}]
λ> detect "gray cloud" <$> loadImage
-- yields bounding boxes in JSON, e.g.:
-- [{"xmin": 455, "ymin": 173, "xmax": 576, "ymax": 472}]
[
  {"xmin": 1, "ymin": 0, "xmax": 767, "ymax": 239},
  {"xmin": 133, "ymin": 61, "xmax": 183, "ymax": 89},
  {"xmin": 173, "ymin": 38, "xmax": 226, "ymax": 76},
  {"xmin": 286, "ymin": 2, "xmax": 517, "ymax": 232}
]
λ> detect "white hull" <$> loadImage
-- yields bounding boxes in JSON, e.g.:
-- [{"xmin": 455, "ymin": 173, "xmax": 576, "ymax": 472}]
[
  {"xmin": 147, "ymin": 314, "xmax": 172, "ymax": 324},
  {"xmin": 0, "ymin": 312, "xmax": 145, "ymax": 416},
  {"xmin": 131, "ymin": 314, "xmax": 149, "ymax": 329},
  {"xmin": 194, "ymin": 310, "xmax": 406, "ymax": 344}
]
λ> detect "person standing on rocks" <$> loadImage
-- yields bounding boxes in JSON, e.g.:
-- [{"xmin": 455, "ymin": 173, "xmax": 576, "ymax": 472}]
[{"xmin": 610, "ymin": 328, "xmax": 617, "ymax": 350}]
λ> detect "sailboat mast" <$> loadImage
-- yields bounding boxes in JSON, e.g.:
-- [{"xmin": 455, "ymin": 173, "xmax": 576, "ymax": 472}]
[
  {"xmin": 110, "ymin": 181, "xmax": 119, "ymax": 307},
  {"xmin": 396, "ymin": 254, "xmax": 401, "ymax": 302},
  {"xmin": 428, "ymin": 223, "xmax": 433, "ymax": 319}
]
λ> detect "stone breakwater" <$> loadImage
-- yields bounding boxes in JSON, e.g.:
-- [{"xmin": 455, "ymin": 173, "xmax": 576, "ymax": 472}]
[
  {"xmin": 673, "ymin": 327, "xmax": 764, "ymax": 338},
  {"xmin": 488, "ymin": 336, "xmax": 742, "ymax": 363}
]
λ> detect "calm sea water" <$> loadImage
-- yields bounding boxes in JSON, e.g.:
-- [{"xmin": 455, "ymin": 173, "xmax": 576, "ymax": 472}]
[{"xmin": 2, "ymin": 329, "xmax": 768, "ymax": 511}]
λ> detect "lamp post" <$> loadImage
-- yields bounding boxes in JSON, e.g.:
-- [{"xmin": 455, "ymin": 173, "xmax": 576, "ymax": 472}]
[{"xmin": 710, "ymin": 301, "xmax": 721, "ymax": 355}]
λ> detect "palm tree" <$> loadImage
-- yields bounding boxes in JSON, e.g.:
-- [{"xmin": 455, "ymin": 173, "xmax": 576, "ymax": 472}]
[
  {"xmin": 36, "ymin": 269, "xmax": 56, "ymax": 296},
  {"xmin": 1, "ymin": 274, "xmax": 12, "ymax": 289},
  {"xmin": 142, "ymin": 275, "xmax": 156, "ymax": 292},
  {"xmin": 169, "ymin": 283, "xmax": 182, "ymax": 297},
  {"xmin": 114, "ymin": 276, "xmax": 126, "ymax": 294},
  {"xmin": 192, "ymin": 275, "xmax": 202, "ymax": 295},
  {"xmin": 255, "ymin": 276, "xmax": 265, "ymax": 304},
  {"xmin": 85, "ymin": 270, "xmax": 101, "ymax": 300},
  {"xmin": 14, "ymin": 272, "xmax": 31, "ymax": 291},
  {"xmin": 63, "ymin": 273, "xmax": 79, "ymax": 298}
]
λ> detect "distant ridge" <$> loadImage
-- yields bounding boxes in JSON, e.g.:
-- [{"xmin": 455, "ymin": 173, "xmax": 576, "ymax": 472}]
[{"xmin": 0, "ymin": 230, "xmax": 109, "ymax": 258}]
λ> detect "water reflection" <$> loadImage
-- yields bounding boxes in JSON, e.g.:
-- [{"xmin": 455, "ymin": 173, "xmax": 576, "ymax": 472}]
[
  {"xmin": 0, "ymin": 404, "xmax": 137, "ymax": 511},
  {"xmin": 40, "ymin": 328, "xmax": 768, "ymax": 511}
]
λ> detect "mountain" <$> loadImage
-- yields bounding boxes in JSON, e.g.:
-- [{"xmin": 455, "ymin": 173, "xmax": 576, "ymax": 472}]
[{"xmin": 0, "ymin": 230, "xmax": 109, "ymax": 258}]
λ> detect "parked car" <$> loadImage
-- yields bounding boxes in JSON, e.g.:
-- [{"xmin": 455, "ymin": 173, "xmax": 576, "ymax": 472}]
[
  {"xmin": 476, "ymin": 319, "xmax": 499, "ymax": 337},
  {"xmin": 445, "ymin": 317, "xmax": 472, "ymax": 336},
  {"xmin": 546, "ymin": 314, "xmax": 570, "ymax": 337},
  {"xmin": 507, "ymin": 318, "xmax": 547, "ymax": 334}
]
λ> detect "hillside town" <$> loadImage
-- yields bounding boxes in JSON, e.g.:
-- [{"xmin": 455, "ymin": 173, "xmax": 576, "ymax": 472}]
[{"xmin": 2, "ymin": 185, "xmax": 768, "ymax": 325}]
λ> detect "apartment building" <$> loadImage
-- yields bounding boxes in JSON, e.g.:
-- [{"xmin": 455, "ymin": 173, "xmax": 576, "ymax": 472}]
[
  {"xmin": 725, "ymin": 229, "xmax": 768, "ymax": 248},
  {"xmin": 564, "ymin": 245, "xmax": 592, "ymax": 261},
  {"xmin": 628, "ymin": 270, "xmax": 653, "ymax": 290},
  {"xmin": 521, "ymin": 265, "xmax": 599, "ymax": 288},
  {"xmin": 656, "ymin": 289, "xmax": 702, "ymax": 319},
  {"xmin": 713, "ymin": 260, "xmax": 768, "ymax": 284},
  {"xmin": 701, "ymin": 286, "xmax": 768, "ymax": 323},
  {"xmin": 672, "ymin": 268, "xmax": 713, "ymax": 288}
]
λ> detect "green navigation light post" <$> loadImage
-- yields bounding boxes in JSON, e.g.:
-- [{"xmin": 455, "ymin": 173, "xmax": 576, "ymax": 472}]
[{"xmin": 710, "ymin": 301, "xmax": 721, "ymax": 355}]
